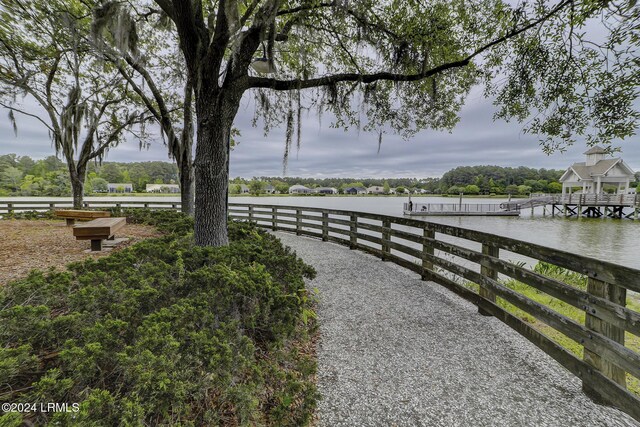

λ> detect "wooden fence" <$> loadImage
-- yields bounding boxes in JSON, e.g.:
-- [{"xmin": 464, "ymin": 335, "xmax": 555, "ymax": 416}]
[
  {"xmin": 0, "ymin": 200, "xmax": 180, "ymax": 213},
  {"xmin": 2, "ymin": 199, "xmax": 639, "ymax": 421},
  {"xmin": 404, "ymin": 202, "xmax": 520, "ymax": 214},
  {"xmin": 227, "ymin": 202, "xmax": 640, "ymax": 422}
]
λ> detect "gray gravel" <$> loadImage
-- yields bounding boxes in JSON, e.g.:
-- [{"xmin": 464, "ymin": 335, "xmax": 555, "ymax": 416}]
[{"xmin": 274, "ymin": 232, "xmax": 640, "ymax": 427}]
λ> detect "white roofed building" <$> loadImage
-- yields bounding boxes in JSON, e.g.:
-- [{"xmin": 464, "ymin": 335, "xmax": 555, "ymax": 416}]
[
  {"xmin": 316, "ymin": 187, "xmax": 338, "ymax": 194},
  {"xmin": 146, "ymin": 184, "xmax": 180, "ymax": 193},
  {"xmin": 107, "ymin": 183, "xmax": 133, "ymax": 193},
  {"xmin": 559, "ymin": 146, "xmax": 636, "ymax": 195},
  {"xmin": 289, "ymin": 184, "xmax": 313, "ymax": 194},
  {"xmin": 367, "ymin": 186, "xmax": 385, "ymax": 194}
]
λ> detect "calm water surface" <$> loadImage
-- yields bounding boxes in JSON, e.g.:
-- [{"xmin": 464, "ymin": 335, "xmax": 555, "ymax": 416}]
[
  {"xmin": 231, "ymin": 196, "xmax": 639, "ymax": 269},
  {"xmin": 3, "ymin": 195, "xmax": 638, "ymax": 269}
]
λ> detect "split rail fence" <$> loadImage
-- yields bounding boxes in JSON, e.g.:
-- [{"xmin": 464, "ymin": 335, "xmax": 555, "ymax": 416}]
[
  {"xmin": 228, "ymin": 202, "xmax": 640, "ymax": 422},
  {"xmin": 0, "ymin": 200, "xmax": 180, "ymax": 213}
]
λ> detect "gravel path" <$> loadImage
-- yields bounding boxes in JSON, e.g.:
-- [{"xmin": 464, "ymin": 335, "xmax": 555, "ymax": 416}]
[{"xmin": 275, "ymin": 232, "xmax": 639, "ymax": 427}]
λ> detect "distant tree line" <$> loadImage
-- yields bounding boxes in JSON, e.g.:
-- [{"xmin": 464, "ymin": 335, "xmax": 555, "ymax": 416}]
[
  {"xmin": 437, "ymin": 165, "xmax": 565, "ymax": 195},
  {"xmin": 232, "ymin": 166, "xmax": 578, "ymax": 195},
  {"xmin": 3, "ymin": 154, "xmax": 638, "ymax": 197},
  {"xmin": 0, "ymin": 154, "xmax": 177, "ymax": 196}
]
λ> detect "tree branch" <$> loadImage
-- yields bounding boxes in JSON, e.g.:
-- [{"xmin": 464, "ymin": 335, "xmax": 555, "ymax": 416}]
[
  {"xmin": 118, "ymin": 55, "xmax": 181, "ymax": 152},
  {"xmin": 45, "ymin": 55, "xmax": 61, "ymax": 109},
  {"xmin": 239, "ymin": 0, "xmax": 260, "ymax": 28},
  {"xmin": 152, "ymin": 0, "xmax": 175, "ymax": 21},
  {"xmin": 277, "ymin": 1, "xmax": 335, "ymax": 16},
  {"xmin": 466, "ymin": 0, "xmax": 572, "ymax": 61},
  {"xmin": 207, "ymin": 0, "xmax": 232, "ymax": 78},
  {"xmin": 0, "ymin": 102, "xmax": 54, "ymax": 132},
  {"xmin": 90, "ymin": 112, "xmax": 148, "ymax": 160},
  {"xmin": 248, "ymin": 0, "xmax": 573, "ymax": 91},
  {"xmin": 248, "ymin": 58, "xmax": 470, "ymax": 90}
]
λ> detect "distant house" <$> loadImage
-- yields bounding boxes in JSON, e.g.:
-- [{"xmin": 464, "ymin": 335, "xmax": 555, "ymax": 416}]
[
  {"xmin": 264, "ymin": 184, "xmax": 276, "ymax": 194},
  {"xmin": 367, "ymin": 186, "xmax": 385, "ymax": 194},
  {"xmin": 559, "ymin": 146, "xmax": 636, "ymax": 195},
  {"xmin": 107, "ymin": 183, "xmax": 133, "ymax": 193},
  {"xmin": 289, "ymin": 184, "xmax": 313, "ymax": 194},
  {"xmin": 146, "ymin": 184, "xmax": 180, "ymax": 193},
  {"xmin": 392, "ymin": 187, "xmax": 409, "ymax": 194},
  {"xmin": 316, "ymin": 187, "xmax": 338, "ymax": 194},
  {"xmin": 239, "ymin": 184, "xmax": 250, "ymax": 194},
  {"xmin": 344, "ymin": 186, "xmax": 367, "ymax": 195}
]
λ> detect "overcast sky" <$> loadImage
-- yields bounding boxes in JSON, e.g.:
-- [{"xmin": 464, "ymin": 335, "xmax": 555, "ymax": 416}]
[{"xmin": 2, "ymin": 86, "xmax": 639, "ymax": 179}]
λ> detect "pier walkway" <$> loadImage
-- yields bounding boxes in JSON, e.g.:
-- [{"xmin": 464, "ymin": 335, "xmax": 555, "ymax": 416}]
[{"xmin": 275, "ymin": 232, "xmax": 639, "ymax": 427}]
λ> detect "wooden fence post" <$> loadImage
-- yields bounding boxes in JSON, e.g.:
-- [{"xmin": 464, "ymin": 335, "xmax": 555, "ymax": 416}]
[
  {"xmin": 382, "ymin": 218, "xmax": 391, "ymax": 260},
  {"xmin": 296, "ymin": 209, "xmax": 301, "ymax": 235},
  {"xmin": 248, "ymin": 205, "xmax": 254, "ymax": 222},
  {"xmin": 7, "ymin": 203, "xmax": 13, "ymax": 214},
  {"xmin": 583, "ymin": 277, "xmax": 627, "ymax": 399},
  {"xmin": 349, "ymin": 213, "xmax": 357, "ymax": 249},
  {"xmin": 421, "ymin": 225, "xmax": 435, "ymax": 280},
  {"xmin": 322, "ymin": 212, "xmax": 328, "ymax": 241},
  {"xmin": 49, "ymin": 203, "xmax": 55, "ymax": 211},
  {"xmin": 271, "ymin": 207, "xmax": 277, "ymax": 231},
  {"xmin": 478, "ymin": 243, "xmax": 499, "ymax": 316}
]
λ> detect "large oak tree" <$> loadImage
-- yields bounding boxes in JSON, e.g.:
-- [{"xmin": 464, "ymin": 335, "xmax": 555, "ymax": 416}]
[
  {"xmin": 6, "ymin": 0, "xmax": 637, "ymax": 243},
  {"xmin": 0, "ymin": 0, "xmax": 147, "ymax": 208},
  {"xmin": 133, "ymin": 0, "xmax": 637, "ymax": 246}
]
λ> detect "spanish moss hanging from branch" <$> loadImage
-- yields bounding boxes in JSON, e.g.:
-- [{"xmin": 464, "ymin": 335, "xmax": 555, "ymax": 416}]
[
  {"xmin": 283, "ymin": 108, "xmax": 294, "ymax": 176},
  {"xmin": 7, "ymin": 110, "xmax": 17, "ymax": 136}
]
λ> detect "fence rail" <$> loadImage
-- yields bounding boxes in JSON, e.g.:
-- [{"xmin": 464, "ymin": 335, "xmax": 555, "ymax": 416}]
[
  {"xmin": 504, "ymin": 193, "xmax": 639, "ymax": 210},
  {"xmin": 405, "ymin": 202, "xmax": 520, "ymax": 214},
  {"xmin": 555, "ymin": 193, "xmax": 639, "ymax": 206},
  {"xmin": 0, "ymin": 199, "xmax": 180, "ymax": 213},
  {"xmin": 228, "ymin": 202, "xmax": 640, "ymax": 422}
]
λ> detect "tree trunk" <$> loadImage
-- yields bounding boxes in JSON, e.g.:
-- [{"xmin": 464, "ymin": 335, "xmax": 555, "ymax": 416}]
[
  {"xmin": 193, "ymin": 101, "xmax": 236, "ymax": 246},
  {"xmin": 178, "ymin": 78, "xmax": 195, "ymax": 216},
  {"xmin": 179, "ymin": 161, "xmax": 194, "ymax": 216},
  {"xmin": 69, "ymin": 168, "xmax": 85, "ymax": 209}
]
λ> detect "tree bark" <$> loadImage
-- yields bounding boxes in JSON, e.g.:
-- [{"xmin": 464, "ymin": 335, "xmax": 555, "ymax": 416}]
[
  {"xmin": 179, "ymin": 161, "xmax": 194, "ymax": 216},
  {"xmin": 193, "ymin": 97, "xmax": 238, "ymax": 246},
  {"xmin": 177, "ymin": 77, "xmax": 195, "ymax": 216},
  {"xmin": 69, "ymin": 167, "xmax": 86, "ymax": 209}
]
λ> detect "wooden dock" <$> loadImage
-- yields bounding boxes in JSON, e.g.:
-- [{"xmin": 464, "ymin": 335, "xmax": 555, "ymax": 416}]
[
  {"xmin": 403, "ymin": 202, "xmax": 520, "ymax": 216},
  {"xmin": 501, "ymin": 193, "xmax": 639, "ymax": 219}
]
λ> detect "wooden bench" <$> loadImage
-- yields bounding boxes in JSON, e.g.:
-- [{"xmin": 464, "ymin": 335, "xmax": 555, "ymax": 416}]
[
  {"xmin": 73, "ymin": 217, "xmax": 126, "ymax": 251},
  {"xmin": 55, "ymin": 209, "xmax": 110, "ymax": 226}
]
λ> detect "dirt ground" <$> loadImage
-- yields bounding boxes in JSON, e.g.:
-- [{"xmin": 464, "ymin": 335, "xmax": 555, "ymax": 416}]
[{"xmin": 0, "ymin": 219, "xmax": 162, "ymax": 285}]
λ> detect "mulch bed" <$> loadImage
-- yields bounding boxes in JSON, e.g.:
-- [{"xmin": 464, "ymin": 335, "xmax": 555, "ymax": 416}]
[{"xmin": 0, "ymin": 219, "xmax": 162, "ymax": 285}]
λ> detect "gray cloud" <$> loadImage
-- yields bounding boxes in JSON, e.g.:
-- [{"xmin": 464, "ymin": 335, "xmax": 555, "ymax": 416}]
[{"xmin": 2, "ymin": 89, "xmax": 640, "ymax": 179}]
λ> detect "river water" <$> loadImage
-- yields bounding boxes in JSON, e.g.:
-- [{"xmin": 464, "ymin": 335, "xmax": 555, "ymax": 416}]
[{"xmin": 2, "ymin": 195, "xmax": 638, "ymax": 269}]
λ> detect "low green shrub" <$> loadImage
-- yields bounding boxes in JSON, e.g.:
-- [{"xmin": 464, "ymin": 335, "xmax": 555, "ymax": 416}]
[
  {"xmin": 109, "ymin": 208, "xmax": 194, "ymax": 236},
  {"xmin": 0, "ymin": 215, "xmax": 318, "ymax": 426}
]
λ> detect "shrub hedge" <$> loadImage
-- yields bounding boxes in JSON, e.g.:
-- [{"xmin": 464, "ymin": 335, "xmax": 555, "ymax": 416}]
[{"xmin": 0, "ymin": 210, "xmax": 318, "ymax": 426}]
